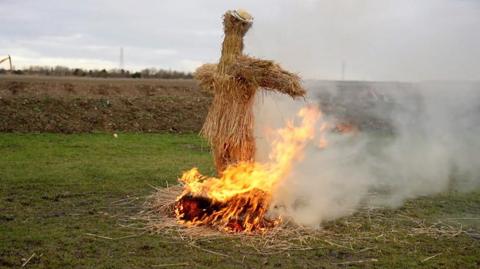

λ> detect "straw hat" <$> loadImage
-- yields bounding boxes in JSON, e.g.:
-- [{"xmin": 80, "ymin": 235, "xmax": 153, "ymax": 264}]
[{"xmin": 231, "ymin": 9, "xmax": 253, "ymax": 23}]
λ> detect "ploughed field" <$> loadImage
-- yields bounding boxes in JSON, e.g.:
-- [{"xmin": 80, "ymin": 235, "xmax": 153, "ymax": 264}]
[
  {"xmin": 0, "ymin": 75, "xmax": 211, "ymax": 133},
  {"xmin": 0, "ymin": 75, "xmax": 425, "ymax": 134},
  {"xmin": 1, "ymin": 133, "xmax": 479, "ymax": 268}
]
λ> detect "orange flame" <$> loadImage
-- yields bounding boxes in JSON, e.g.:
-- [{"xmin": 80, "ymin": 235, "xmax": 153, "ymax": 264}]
[
  {"xmin": 334, "ymin": 122, "xmax": 358, "ymax": 134},
  {"xmin": 175, "ymin": 105, "xmax": 324, "ymax": 232}
]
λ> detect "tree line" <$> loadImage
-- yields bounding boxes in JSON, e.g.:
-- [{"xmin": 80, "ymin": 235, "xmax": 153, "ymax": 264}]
[{"xmin": 0, "ymin": 66, "xmax": 193, "ymax": 79}]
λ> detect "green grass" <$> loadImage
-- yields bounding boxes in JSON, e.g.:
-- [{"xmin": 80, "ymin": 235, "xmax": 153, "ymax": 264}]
[{"xmin": 0, "ymin": 133, "xmax": 479, "ymax": 268}]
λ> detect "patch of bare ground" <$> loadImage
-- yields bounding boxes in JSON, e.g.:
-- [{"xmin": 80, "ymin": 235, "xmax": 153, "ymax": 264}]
[{"xmin": 0, "ymin": 75, "xmax": 212, "ymax": 133}]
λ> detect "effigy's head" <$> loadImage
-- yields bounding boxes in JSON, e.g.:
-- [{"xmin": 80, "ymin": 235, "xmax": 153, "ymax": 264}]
[{"xmin": 224, "ymin": 9, "xmax": 253, "ymax": 36}]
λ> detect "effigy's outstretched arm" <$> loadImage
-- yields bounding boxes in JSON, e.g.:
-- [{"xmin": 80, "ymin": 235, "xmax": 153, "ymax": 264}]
[
  {"xmin": 194, "ymin": 63, "xmax": 217, "ymax": 93},
  {"xmin": 231, "ymin": 56, "xmax": 306, "ymax": 98}
]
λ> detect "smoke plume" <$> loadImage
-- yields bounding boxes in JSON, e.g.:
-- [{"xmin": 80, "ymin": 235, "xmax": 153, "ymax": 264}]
[
  {"xmin": 254, "ymin": 82, "xmax": 480, "ymax": 226},
  {"xmin": 250, "ymin": 1, "xmax": 480, "ymax": 226}
]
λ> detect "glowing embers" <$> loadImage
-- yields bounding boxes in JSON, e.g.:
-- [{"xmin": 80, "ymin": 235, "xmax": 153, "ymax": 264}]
[
  {"xmin": 333, "ymin": 122, "xmax": 359, "ymax": 134},
  {"xmin": 175, "ymin": 189, "xmax": 276, "ymax": 232}
]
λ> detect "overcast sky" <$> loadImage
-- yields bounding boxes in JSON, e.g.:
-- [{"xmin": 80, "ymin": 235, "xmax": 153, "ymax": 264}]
[{"xmin": 1, "ymin": 0, "xmax": 480, "ymax": 81}]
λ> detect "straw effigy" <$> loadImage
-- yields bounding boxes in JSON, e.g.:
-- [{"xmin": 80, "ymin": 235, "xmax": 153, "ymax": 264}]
[
  {"xmin": 196, "ymin": 9, "xmax": 306, "ymax": 174},
  {"xmin": 138, "ymin": 11, "xmax": 465, "ymax": 257}
]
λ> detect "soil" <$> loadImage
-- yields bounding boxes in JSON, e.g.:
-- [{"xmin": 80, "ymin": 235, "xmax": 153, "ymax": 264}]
[
  {"xmin": 0, "ymin": 75, "xmax": 212, "ymax": 133},
  {"xmin": 3, "ymin": 75, "xmax": 466, "ymax": 134}
]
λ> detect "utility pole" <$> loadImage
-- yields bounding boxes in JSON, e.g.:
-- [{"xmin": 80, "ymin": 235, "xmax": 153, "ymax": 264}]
[
  {"xmin": 341, "ymin": 60, "xmax": 346, "ymax": 80},
  {"xmin": 8, "ymin": 55, "xmax": 12, "ymax": 71},
  {"xmin": 119, "ymin": 47, "xmax": 124, "ymax": 70}
]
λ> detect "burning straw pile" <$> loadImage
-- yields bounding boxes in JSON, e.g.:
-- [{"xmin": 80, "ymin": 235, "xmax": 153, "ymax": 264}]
[
  {"xmin": 143, "ymin": 185, "xmax": 324, "ymax": 253},
  {"xmin": 142, "ymin": 185, "xmax": 467, "ymax": 256},
  {"xmin": 144, "ymin": 105, "xmax": 322, "ymax": 236}
]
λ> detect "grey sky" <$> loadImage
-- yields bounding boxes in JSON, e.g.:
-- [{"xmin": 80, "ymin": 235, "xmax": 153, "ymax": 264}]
[{"xmin": 1, "ymin": 0, "xmax": 479, "ymax": 81}]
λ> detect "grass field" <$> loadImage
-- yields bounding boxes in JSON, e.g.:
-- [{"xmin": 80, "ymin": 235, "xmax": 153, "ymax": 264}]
[{"xmin": 1, "ymin": 133, "xmax": 479, "ymax": 268}]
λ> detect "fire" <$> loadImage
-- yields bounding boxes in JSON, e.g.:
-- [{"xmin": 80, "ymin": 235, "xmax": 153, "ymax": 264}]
[
  {"xmin": 334, "ymin": 122, "xmax": 358, "ymax": 134},
  {"xmin": 175, "ymin": 106, "xmax": 323, "ymax": 232}
]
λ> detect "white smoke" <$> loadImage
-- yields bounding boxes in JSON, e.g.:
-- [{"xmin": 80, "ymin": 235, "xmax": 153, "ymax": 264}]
[{"xmin": 254, "ymin": 82, "xmax": 480, "ymax": 226}]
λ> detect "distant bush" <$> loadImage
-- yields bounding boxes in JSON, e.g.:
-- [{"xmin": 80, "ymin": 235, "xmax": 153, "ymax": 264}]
[{"xmin": 3, "ymin": 66, "xmax": 194, "ymax": 79}]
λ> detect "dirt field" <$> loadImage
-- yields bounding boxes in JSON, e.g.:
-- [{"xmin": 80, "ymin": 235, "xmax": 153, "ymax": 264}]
[
  {"xmin": 0, "ymin": 75, "xmax": 398, "ymax": 134},
  {"xmin": 2, "ymin": 75, "xmax": 478, "ymax": 135},
  {"xmin": 0, "ymin": 75, "xmax": 212, "ymax": 133}
]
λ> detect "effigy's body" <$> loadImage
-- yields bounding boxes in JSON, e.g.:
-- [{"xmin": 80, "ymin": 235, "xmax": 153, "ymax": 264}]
[
  {"xmin": 200, "ymin": 68, "xmax": 256, "ymax": 173},
  {"xmin": 195, "ymin": 10, "xmax": 306, "ymax": 173}
]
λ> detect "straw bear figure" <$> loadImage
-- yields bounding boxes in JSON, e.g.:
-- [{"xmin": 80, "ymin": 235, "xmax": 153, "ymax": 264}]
[{"xmin": 195, "ymin": 10, "xmax": 306, "ymax": 174}]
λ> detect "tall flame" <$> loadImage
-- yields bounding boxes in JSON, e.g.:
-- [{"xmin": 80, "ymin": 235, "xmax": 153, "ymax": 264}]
[{"xmin": 175, "ymin": 105, "xmax": 323, "ymax": 232}]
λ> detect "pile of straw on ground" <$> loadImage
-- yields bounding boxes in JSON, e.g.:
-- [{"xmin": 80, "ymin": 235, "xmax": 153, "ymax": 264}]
[
  {"xmin": 141, "ymin": 185, "xmax": 322, "ymax": 251},
  {"xmin": 139, "ymin": 185, "xmax": 469, "ymax": 256}
]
